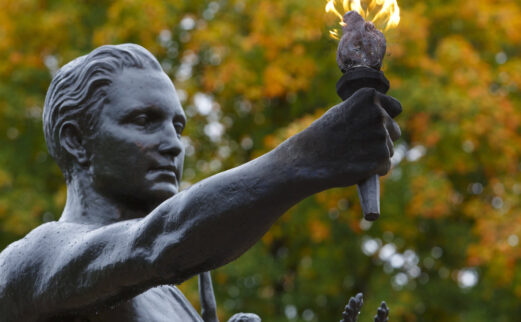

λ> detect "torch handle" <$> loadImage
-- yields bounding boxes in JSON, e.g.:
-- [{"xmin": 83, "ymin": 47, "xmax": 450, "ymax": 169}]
[
  {"xmin": 336, "ymin": 67, "xmax": 389, "ymax": 222},
  {"xmin": 357, "ymin": 175, "xmax": 380, "ymax": 221}
]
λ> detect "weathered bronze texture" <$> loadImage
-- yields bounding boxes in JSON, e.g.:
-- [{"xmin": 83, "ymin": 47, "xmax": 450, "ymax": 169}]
[
  {"xmin": 337, "ymin": 11, "xmax": 386, "ymax": 72},
  {"xmin": 0, "ymin": 44, "xmax": 401, "ymax": 321}
]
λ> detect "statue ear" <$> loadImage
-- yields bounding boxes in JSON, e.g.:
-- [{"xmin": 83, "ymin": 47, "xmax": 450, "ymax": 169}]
[{"xmin": 59, "ymin": 121, "xmax": 89, "ymax": 166}]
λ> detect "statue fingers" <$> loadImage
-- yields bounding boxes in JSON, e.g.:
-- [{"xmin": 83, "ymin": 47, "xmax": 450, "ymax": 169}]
[{"xmin": 375, "ymin": 92, "xmax": 402, "ymax": 118}]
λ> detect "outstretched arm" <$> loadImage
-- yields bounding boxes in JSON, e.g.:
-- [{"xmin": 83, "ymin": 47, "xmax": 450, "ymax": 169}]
[
  {"xmin": 0, "ymin": 88, "xmax": 400, "ymax": 320},
  {"xmin": 138, "ymin": 88, "xmax": 401, "ymax": 281}
]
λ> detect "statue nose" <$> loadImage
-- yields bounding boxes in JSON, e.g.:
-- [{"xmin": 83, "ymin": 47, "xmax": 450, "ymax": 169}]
[{"xmin": 158, "ymin": 125, "xmax": 183, "ymax": 156}]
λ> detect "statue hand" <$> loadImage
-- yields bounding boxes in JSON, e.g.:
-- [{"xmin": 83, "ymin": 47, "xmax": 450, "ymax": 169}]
[{"xmin": 288, "ymin": 87, "xmax": 401, "ymax": 189}]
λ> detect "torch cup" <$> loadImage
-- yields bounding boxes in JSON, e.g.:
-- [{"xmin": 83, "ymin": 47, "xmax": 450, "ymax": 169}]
[{"xmin": 335, "ymin": 11, "xmax": 391, "ymax": 221}]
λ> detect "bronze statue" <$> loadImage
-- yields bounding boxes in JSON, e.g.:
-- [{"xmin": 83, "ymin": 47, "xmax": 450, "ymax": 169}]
[{"xmin": 0, "ymin": 44, "xmax": 401, "ymax": 321}]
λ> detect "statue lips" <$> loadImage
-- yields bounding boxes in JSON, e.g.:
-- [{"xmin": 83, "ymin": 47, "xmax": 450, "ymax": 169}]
[{"xmin": 147, "ymin": 164, "xmax": 178, "ymax": 185}]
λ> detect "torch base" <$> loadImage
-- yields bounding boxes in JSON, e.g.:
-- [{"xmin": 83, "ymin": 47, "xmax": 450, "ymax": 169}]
[{"xmin": 336, "ymin": 66, "xmax": 389, "ymax": 100}]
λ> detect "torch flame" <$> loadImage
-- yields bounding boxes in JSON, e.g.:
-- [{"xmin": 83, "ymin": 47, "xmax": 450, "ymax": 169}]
[
  {"xmin": 325, "ymin": 0, "xmax": 400, "ymax": 38},
  {"xmin": 325, "ymin": 1, "xmax": 347, "ymax": 26}
]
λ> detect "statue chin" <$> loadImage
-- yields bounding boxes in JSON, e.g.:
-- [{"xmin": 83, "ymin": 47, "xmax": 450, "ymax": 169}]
[{"xmin": 141, "ymin": 186, "xmax": 178, "ymax": 209}]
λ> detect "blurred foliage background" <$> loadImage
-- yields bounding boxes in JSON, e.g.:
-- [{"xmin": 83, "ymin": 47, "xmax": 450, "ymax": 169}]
[{"xmin": 1, "ymin": 0, "xmax": 521, "ymax": 321}]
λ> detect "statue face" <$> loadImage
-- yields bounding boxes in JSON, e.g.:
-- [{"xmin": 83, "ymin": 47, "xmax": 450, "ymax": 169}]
[{"xmin": 87, "ymin": 67, "xmax": 186, "ymax": 210}]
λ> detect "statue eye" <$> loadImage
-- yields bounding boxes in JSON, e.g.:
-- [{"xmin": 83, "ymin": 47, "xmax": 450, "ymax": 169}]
[
  {"xmin": 133, "ymin": 114, "xmax": 148, "ymax": 126},
  {"xmin": 174, "ymin": 122, "xmax": 184, "ymax": 137}
]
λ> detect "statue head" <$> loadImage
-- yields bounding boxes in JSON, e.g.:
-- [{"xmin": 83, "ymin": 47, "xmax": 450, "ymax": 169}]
[
  {"xmin": 43, "ymin": 44, "xmax": 163, "ymax": 179},
  {"xmin": 43, "ymin": 44, "xmax": 186, "ymax": 209}
]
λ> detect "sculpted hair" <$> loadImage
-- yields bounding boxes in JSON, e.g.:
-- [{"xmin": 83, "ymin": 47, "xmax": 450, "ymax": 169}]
[{"xmin": 42, "ymin": 44, "xmax": 162, "ymax": 179}]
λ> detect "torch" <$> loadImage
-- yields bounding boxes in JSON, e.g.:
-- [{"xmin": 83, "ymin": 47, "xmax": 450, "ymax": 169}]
[{"xmin": 325, "ymin": 0, "xmax": 400, "ymax": 221}]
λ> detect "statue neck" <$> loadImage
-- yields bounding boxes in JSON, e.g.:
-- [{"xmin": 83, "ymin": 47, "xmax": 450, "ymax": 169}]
[{"xmin": 59, "ymin": 175, "xmax": 148, "ymax": 226}]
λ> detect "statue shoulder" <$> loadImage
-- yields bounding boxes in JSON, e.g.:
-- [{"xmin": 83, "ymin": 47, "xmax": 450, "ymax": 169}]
[
  {"xmin": 0, "ymin": 221, "xmax": 136, "ymax": 321},
  {"xmin": 0, "ymin": 221, "xmax": 87, "ymax": 318},
  {"xmin": 0, "ymin": 221, "xmax": 92, "ymax": 270}
]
